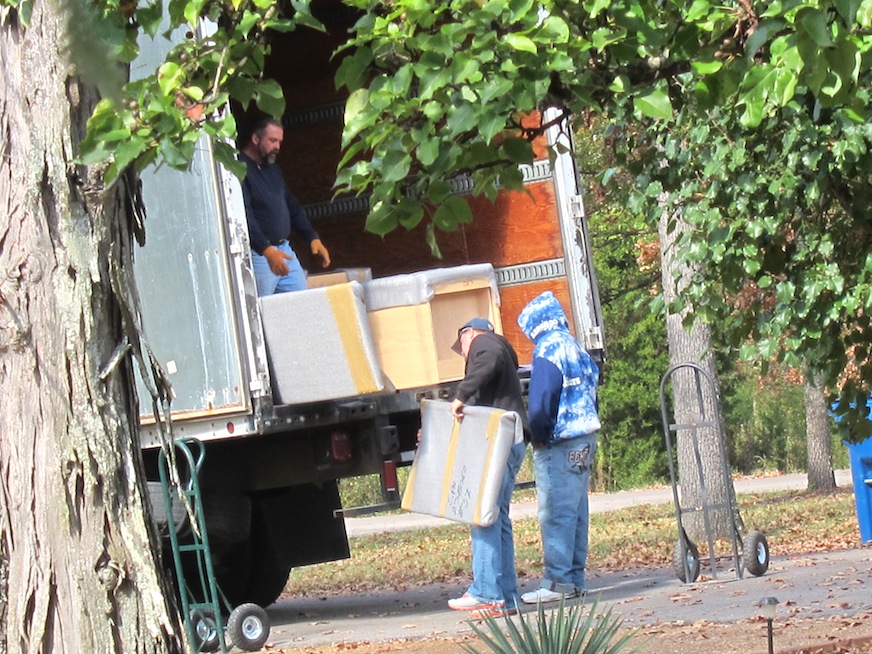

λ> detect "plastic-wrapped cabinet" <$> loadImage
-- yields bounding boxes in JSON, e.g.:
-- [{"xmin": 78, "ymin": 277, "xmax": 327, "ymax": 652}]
[
  {"xmin": 364, "ymin": 264, "xmax": 502, "ymax": 390},
  {"xmin": 401, "ymin": 399, "xmax": 524, "ymax": 527},
  {"xmin": 259, "ymin": 281, "xmax": 384, "ymax": 404}
]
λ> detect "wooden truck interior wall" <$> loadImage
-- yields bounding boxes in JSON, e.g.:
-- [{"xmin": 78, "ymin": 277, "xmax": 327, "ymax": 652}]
[{"xmin": 238, "ymin": 0, "xmax": 577, "ymax": 364}]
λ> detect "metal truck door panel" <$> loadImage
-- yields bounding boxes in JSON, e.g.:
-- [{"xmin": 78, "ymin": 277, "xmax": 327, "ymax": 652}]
[{"xmin": 134, "ymin": 145, "xmax": 249, "ymax": 420}]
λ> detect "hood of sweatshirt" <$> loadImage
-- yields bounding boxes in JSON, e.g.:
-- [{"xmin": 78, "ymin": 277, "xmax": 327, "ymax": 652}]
[{"xmin": 517, "ymin": 291, "xmax": 571, "ymax": 343}]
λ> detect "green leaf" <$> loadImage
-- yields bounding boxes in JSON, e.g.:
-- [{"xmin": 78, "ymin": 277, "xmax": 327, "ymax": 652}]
[
  {"xmin": 432, "ymin": 195, "xmax": 471, "ymax": 231},
  {"xmin": 633, "ymin": 86, "xmax": 673, "ymax": 120},
  {"xmin": 157, "ymin": 61, "xmax": 183, "ymax": 97},
  {"xmin": 254, "ymin": 78, "xmax": 285, "ymax": 118},
  {"xmin": 504, "ymin": 33, "xmax": 537, "ymax": 54},
  {"xmin": 691, "ymin": 57, "xmax": 723, "ymax": 75},
  {"xmin": 183, "ymin": 0, "xmax": 209, "ymax": 29},
  {"xmin": 500, "ymin": 137, "xmax": 533, "ymax": 164},
  {"xmin": 797, "ymin": 8, "xmax": 834, "ymax": 48},
  {"xmin": 365, "ymin": 201, "xmax": 400, "ymax": 237},
  {"xmin": 344, "ymin": 88, "xmax": 370, "ymax": 124},
  {"xmin": 417, "ymin": 138, "xmax": 440, "ymax": 166},
  {"xmin": 425, "ymin": 222, "xmax": 442, "ymax": 258},
  {"xmin": 381, "ymin": 148, "xmax": 412, "ymax": 183},
  {"xmin": 335, "ymin": 47, "xmax": 373, "ymax": 92},
  {"xmin": 834, "ymin": 0, "xmax": 861, "ymax": 22}
]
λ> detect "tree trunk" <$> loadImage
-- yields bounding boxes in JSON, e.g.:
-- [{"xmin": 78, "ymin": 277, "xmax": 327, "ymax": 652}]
[
  {"xmin": 659, "ymin": 209, "xmax": 737, "ymax": 542},
  {"xmin": 0, "ymin": 2, "xmax": 182, "ymax": 651},
  {"xmin": 804, "ymin": 372, "xmax": 835, "ymax": 491}
]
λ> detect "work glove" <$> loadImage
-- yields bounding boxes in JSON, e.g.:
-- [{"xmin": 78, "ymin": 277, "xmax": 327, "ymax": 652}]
[{"xmin": 310, "ymin": 238, "xmax": 331, "ymax": 268}]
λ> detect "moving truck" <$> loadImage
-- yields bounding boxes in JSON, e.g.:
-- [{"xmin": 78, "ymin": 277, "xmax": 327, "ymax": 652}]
[{"xmin": 137, "ymin": 0, "xmax": 604, "ymax": 608}]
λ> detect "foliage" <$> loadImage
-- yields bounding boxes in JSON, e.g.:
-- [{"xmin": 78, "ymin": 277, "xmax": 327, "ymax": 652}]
[
  {"xmin": 69, "ymin": 0, "xmax": 323, "ymax": 183},
  {"xmin": 719, "ymin": 365, "xmax": 807, "ymax": 472},
  {"xmin": 463, "ymin": 596, "xmax": 641, "ymax": 654},
  {"xmin": 600, "ymin": 9, "xmax": 872, "ymax": 441},
  {"xmin": 573, "ymin": 119, "xmax": 671, "ymax": 491},
  {"xmin": 10, "ymin": 0, "xmax": 871, "ymax": 433},
  {"xmin": 333, "ymin": 0, "xmax": 872, "ymax": 437}
]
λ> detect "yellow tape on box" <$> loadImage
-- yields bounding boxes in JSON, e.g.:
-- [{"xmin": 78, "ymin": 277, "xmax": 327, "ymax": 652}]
[{"xmin": 402, "ymin": 399, "xmax": 524, "ymax": 527}]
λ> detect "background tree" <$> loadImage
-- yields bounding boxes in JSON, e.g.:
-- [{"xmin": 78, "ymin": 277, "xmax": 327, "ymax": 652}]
[
  {"xmin": 805, "ymin": 373, "xmax": 836, "ymax": 490},
  {"xmin": 577, "ymin": 122, "xmax": 670, "ymax": 490}
]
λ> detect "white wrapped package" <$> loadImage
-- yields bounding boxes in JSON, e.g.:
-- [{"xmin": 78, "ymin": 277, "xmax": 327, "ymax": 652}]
[
  {"xmin": 401, "ymin": 399, "xmax": 524, "ymax": 527},
  {"xmin": 259, "ymin": 281, "xmax": 384, "ymax": 404},
  {"xmin": 363, "ymin": 263, "xmax": 499, "ymax": 311}
]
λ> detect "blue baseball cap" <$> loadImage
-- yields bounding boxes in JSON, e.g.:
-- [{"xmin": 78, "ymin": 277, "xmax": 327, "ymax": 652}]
[{"xmin": 451, "ymin": 317, "xmax": 494, "ymax": 354}]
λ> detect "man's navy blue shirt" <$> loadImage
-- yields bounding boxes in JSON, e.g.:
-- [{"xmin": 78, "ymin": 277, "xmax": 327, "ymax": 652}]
[{"xmin": 239, "ymin": 152, "xmax": 319, "ymax": 255}]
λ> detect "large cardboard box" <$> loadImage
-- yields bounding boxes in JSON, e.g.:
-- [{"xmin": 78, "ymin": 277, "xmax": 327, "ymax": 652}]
[
  {"xmin": 364, "ymin": 264, "xmax": 502, "ymax": 390},
  {"xmin": 401, "ymin": 399, "xmax": 524, "ymax": 527},
  {"xmin": 307, "ymin": 267, "xmax": 372, "ymax": 289},
  {"xmin": 259, "ymin": 281, "xmax": 384, "ymax": 404}
]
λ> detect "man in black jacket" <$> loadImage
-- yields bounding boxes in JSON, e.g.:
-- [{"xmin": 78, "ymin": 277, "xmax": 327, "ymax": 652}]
[
  {"xmin": 446, "ymin": 318, "xmax": 528, "ymax": 619},
  {"xmin": 239, "ymin": 118, "xmax": 330, "ymax": 295}
]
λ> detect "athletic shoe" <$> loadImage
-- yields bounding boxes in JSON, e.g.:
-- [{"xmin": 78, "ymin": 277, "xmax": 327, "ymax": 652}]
[
  {"xmin": 520, "ymin": 587, "xmax": 580, "ymax": 604},
  {"xmin": 448, "ymin": 594, "xmax": 502, "ymax": 611},
  {"xmin": 470, "ymin": 605, "xmax": 519, "ymax": 619}
]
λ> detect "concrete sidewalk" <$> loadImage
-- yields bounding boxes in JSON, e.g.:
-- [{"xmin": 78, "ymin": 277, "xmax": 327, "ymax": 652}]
[{"xmin": 346, "ymin": 469, "xmax": 854, "ymax": 538}]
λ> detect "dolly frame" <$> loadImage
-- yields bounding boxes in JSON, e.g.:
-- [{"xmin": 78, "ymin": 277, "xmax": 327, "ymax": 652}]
[{"xmin": 659, "ymin": 362, "xmax": 770, "ymax": 582}]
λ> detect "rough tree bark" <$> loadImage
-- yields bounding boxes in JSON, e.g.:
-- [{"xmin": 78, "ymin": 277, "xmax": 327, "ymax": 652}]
[
  {"xmin": 659, "ymin": 209, "xmax": 738, "ymax": 541},
  {"xmin": 804, "ymin": 373, "xmax": 835, "ymax": 491},
  {"xmin": 0, "ymin": 1, "xmax": 182, "ymax": 651}
]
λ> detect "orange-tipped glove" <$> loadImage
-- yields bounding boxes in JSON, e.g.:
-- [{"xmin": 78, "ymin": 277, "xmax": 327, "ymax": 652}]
[{"xmin": 310, "ymin": 238, "xmax": 331, "ymax": 268}]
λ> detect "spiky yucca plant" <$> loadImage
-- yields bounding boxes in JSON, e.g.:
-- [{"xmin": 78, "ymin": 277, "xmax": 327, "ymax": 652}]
[{"xmin": 462, "ymin": 596, "xmax": 643, "ymax": 654}]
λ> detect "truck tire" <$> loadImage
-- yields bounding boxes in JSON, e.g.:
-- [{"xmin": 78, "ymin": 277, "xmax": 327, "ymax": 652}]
[
  {"xmin": 200, "ymin": 488, "xmax": 251, "ymax": 546},
  {"xmin": 243, "ymin": 562, "xmax": 292, "ymax": 608},
  {"xmin": 214, "ymin": 514, "xmax": 291, "ymax": 608}
]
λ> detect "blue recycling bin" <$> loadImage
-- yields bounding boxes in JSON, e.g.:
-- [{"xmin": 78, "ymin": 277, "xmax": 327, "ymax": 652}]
[{"xmin": 846, "ymin": 436, "xmax": 872, "ymax": 544}]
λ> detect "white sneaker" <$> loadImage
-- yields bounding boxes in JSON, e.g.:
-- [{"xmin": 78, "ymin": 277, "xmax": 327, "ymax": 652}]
[
  {"xmin": 520, "ymin": 587, "xmax": 579, "ymax": 604},
  {"xmin": 448, "ymin": 594, "xmax": 504, "ymax": 611}
]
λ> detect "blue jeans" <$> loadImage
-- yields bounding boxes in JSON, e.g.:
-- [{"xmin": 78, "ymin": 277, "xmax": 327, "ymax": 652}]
[
  {"xmin": 467, "ymin": 441, "xmax": 526, "ymax": 608},
  {"xmin": 252, "ymin": 240, "xmax": 307, "ymax": 295},
  {"xmin": 533, "ymin": 434, "xmax": 598, "ymax": 593}
]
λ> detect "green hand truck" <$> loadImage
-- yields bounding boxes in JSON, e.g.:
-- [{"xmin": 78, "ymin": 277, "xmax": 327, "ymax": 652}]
[{"xmin": 158, "ymin": 437, "xmax": 270, "ymax": 652}]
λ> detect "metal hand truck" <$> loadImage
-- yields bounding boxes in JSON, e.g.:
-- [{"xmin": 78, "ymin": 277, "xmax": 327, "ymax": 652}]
[
  {"xmin": 659, "ymin": 362, "xmax": 770, "ymax": 583},
  {"xmin": 157, "ymin": 438, "xmax": 270, "ymax": 652}
]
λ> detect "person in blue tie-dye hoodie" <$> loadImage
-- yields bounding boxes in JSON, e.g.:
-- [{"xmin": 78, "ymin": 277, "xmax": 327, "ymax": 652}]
[{"xmin": 517, "ymin": 290, "xmax": 601, "ymax": 604}]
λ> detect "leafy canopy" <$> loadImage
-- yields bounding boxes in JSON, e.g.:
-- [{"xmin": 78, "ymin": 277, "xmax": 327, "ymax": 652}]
[
  {"xmin": 6, "ymin": 0, "xmax": 872, "ymax": 435},
  {"xmin": 332, "ymin": 0, "xmax": 872, "ymax": 438}
]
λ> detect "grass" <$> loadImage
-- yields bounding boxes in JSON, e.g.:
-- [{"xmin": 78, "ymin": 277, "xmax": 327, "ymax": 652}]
[{"xmin": 284, "ymin": 487, "xmax": 859, "ymax": 596}]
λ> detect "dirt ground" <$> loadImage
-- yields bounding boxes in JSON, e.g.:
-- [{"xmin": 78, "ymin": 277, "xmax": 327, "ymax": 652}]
[{"xmin": 261, "ymin": 610, "xmax": 872, "ymax": 654}]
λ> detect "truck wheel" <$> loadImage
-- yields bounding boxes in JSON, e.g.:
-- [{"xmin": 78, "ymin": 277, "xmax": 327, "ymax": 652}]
[
  {"xmin": 200, "ymin": 488, "xmax": 252, "ymax": 546},
  {"xmin": 243, "ymin": 561, "xmax": 292, "ymax": 608},
  {"xmin": 240, "ymin": 509, "xmax": 292, "ymax": 607},
  {"xmin": 672, "ymin": 538, "xmax": 700, "ymax": 582},
  {"xmin": 742, "ymin": 530, "xmax": 770, "ymax": 576},
  {"xmin": 190, "ymin": 609, "xmax": 220, "ymax": 653},
  {"xmin": 226, "ymin": 603, "xmax": 270, "ymax": 652}
]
